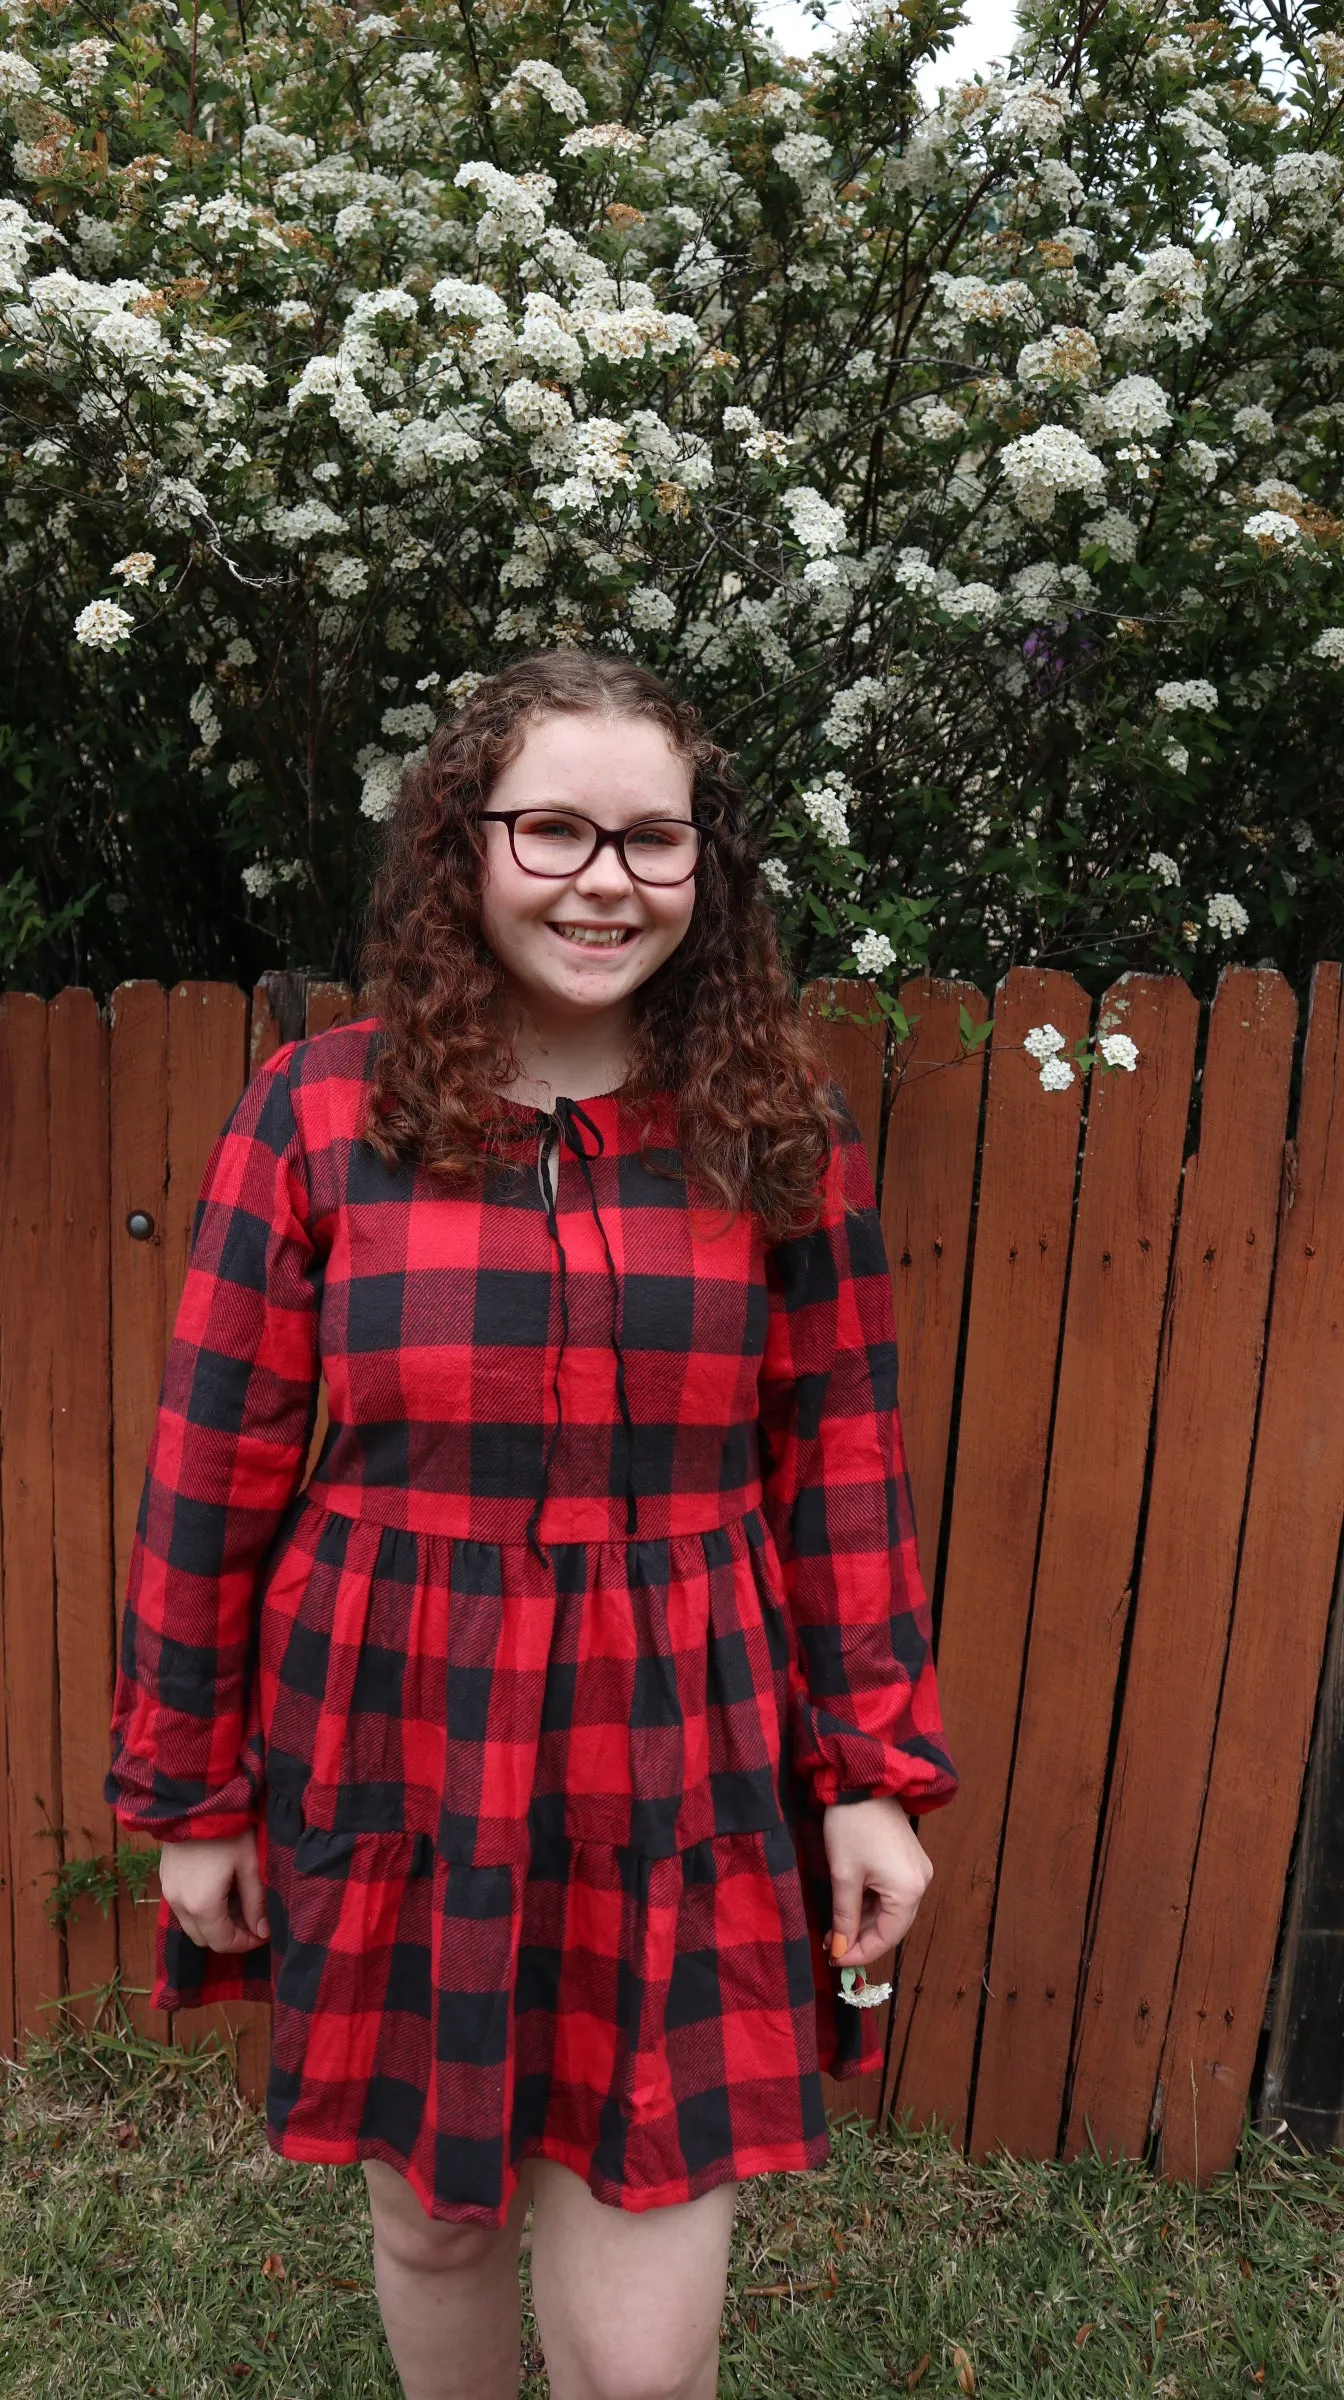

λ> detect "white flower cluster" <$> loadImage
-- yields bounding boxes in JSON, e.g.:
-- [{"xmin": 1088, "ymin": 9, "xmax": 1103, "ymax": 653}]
[
  {"xmin": 1148, "ymin": 850, "xmax": 1181, "ymax": 885},
  {"xmin": 1207, "ymin": 892, "xmax": 1249, "ymax": 939},
  {"xmin": 1023, "ymin": 1022, "xmax": 1075, "ymax": 1091},
  {"xmin": 779, "ymin": 485, "xmax": 846, "ymax": 557},
  {"xmin": 111, "ymin": 551, "xmax": 156, "ymax": 586},
  {"xmin": 1099, "ymin": 375, "xmax": 1171, "ymax": 437},
  {"xmin": 73, "ymin": 598, "xmax": 134, "ymax": 650},
  {"xmin": 999, "ymin": 426, "xmax": 1106, "ymax": 522},
  {"xmin": 1310, "ymin": 628, "xmax": 1344, "ymax": 663},
  {"xmin": 491, "ymin": 59, "xmax": 587, "ymax": 124},
  {"xmin": 722, "ymin": 405, "xmax": 790, "ymax": 463},
  {"xmin": 822, "ymin": 677, "xmax": 888, "ymax": 751},
  {"xmin": 851, "ymin": 929, "xmax": 897, "ymax": 977},
  {"xmin": 1244, "ymin": 510, "xmax": 1300, "ymax": 545},
  {"xmin": 1016, "ymin": 324, "xmax": 1100, "ymax": 388},
  {"xmin": 798, "ymin": 770, "xmax": 853, "ymax": 848},
  {"xmin": 242, "ymin": 857, "xmax": 308, "ymax": 900},
  {"xmin": 1155, "ymin": 679, "xmax": 1218, "ymax": 713},
  {"xmin": 1104, "ymin": 245, "xmax": 1208, "ymax": 349}
]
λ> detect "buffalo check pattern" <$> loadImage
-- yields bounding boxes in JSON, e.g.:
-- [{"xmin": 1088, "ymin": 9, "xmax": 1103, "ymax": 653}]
[{"xmin": 107, "ymin": 1019, "xmax": 956, "ymax": 2224}]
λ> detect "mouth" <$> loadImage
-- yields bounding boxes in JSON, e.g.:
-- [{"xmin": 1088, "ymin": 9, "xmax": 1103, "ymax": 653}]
[{"xmin": 547, "ymin": 923, "xmax": 640, "ymax": 950}]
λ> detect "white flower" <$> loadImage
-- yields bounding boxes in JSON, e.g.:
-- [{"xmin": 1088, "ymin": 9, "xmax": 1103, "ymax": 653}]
[
  {"xmin": 1083, "ymin": 508, "xmax": 1138, "ymax": 563},
  {"xmin": 242, "ymin": 861, "xmax": 277, "ymax": 899},
  {"xmin": 1155, "ymin": 679, "xmax": 1217, "ymax": 713},
  {"xmin": 772, "ymin": 131, "xmax": 832, "ymax": 187},
  {"xmin": 851, "ymin": 930, "xmax": 897, "ymax": 976},
  {"xmin": 894, "ymin": 546, "xmax": 939, "ymax": 597},
  {"xmin": 799, "ymin": 770, "xmax": 853, "ymax": 848},
  {"xmin": 491, "ymin": 59, "xmax": 587, "ymax": 124},
  {"xmin": 1207, "ymin": 892, "xmax": 1249, "ymax": 939},
  {"xmin": 189, "ymin": 683, "xmax": 222, "ymax": 749},
  {"xmin": 917, "ymin": 400, "xmax": 964, "ymax": 442},
  {"xmin": 346, "ymin": 286, "xmax": 419, "ymax": 329},
  {"xmin": 760, "ymin": 857, "xmax": 794, "ymax": 897},
  {"xmin": 381, "ymin": 701, "xmax": 437, "ymax": 740},
  {"xmin": 994, "ymin": 80, "xmax": 1070, "ymax": 147},
  {"xmin": 111, "ymin": 551, "xmax": 156, "ymax": 586},
  {"xmin": 1310, "ymin": 628, "xmax": 1344, "ymax": 662},
  {"xmin": 264, "ymin": 498, "xmax": 347, "ymax": 545},
  {"xmin": 1100, "ymin": 375, "xmax": 1172, "ymax": 437},
  {"xmin": 453, "ymin": 160, "xmax": 554, "ymax": 251},
  {"xmin": 0, "ymin": 52, "xmax": 42, "ymax": 99},
  {"xmin": 502, "ymin": 377, "xmax": 573, "ymax": 436},
  {"xmin": 1244, "ymin": 510, "xmax": 1299, "ymax": 545},
  {"xmin": 1162, "ymin": 741, "xmax": 1189, "ymax": 775},
  {"xmin": 999, "ymin": 426, "xmax": 1106, "ymax": 522},
  {"xmin": 1099, "ymin": 1033, "xmax": 1139, "ymax": 1071},
  {"xmin": 73, "ymin": 598, "xmax": 134, "ymax": 650},
  {"xmin": 227, "ymin": 758, "xmax": 258, "ymax": 787},
  {"xmin": 628, "ymin": 586, "xmax": 675, "ymax": 631},
  {"xmin": 445, "ymin": 670, "xmax": 485, "ymax": 708},
  {"xmin": 780, "ymin": 485, "xmax": 846, "ymax": 557},
  {"xmin": 559, "ymin": 122, "xmax": 646, "ymax": 158},
  {"xmin": 321, "ymin": 552, "xmax": 369, "ymax": 598},
  {"xmin": 224, "ymin": 637, "xmax": 256, "ymax": 667},
  {"xmin": 837, "ymin": 1974, "xmax": 892, "ymax": 2008},
  {"xmin": 941, "ymin": 582, "xmax": 1001, "ymax": 622},
  {"xmin": 1103, "ymin": 244, "xmax": 1208, "ymax": 350},
  {"xmin": 1232, "ymin": 403, "xmax": 1275, "ymax": 443},
  {"xmin": 357, "ymin": 743, "xmax": 407, "ymax": 820},
  {"xmin": 1039, "ymin": 1055, "xmax": 1076, "ymax": 1092},
  {"xmin": 429, "ymin": 275, "xmax": 510, "ymax": 324},
  {"xmin": 1148, "ymin": 850, "xmax": 1180, "ymax": 885},
  {"xmin": 1023, "ymin": 1022, "xmax": 1067, "ymax": 1062},
  {"xmin": 933, "ymin": 273, "xmax": 1035, "ymax": 325},
  {"xmin": 822, "ymin": 677, "xmax": 888, "ymax": 750},
  {"xmin": 1016, "ymin": 325, "xmax": 1101, "ymax": 388},
  {"xmin": 275, "ymin": 298, "xmax": 314, "ymax": 326}
]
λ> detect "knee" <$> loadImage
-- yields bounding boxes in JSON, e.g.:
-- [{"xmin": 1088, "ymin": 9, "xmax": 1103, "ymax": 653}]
[
  {"xmin": 363, "ymin": 2162, "xmax": 516, "ymax": 2277},
  {"xmin": 558, "ymin": 2339, "xmax": 714, "ymax": 2400}
]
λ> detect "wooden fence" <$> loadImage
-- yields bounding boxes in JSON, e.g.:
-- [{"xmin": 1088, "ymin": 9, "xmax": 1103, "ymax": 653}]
[{"xmin": 2, "ymin": 962, "xmax": 1343, "ymax": 2184}]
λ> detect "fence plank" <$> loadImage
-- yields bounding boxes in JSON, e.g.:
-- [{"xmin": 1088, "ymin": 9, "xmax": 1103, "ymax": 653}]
[
  {"xmin": 873, "ymin": 977, "xmax": 987, "ymax": 2127},
  {"xmin": 1259, "ymin": 1541, "xmax": 1344, "ymax": 2158},
  {"xmin": 803, "ymin": 978, "xmax": 886, "ymax": 1167},
  {"xmin": 800, "ymin": 978, "xmax": 887, "ymax": 2121},
  {"xmin": 1065, "ymin": 967, "xmax": 1296, "ymax": 2162},
  {"xmin": 886, "ymin": 969, "xmax": 1091, "ymax": 2143},
  {"xmin": 304, "ymin": 980, "xmax": 359, "ymax": 1040},
  {"xmin": 970, "ymin": 973, "xmax": 1199, "ymax": 2161},
  {"xmin": 1159, "ymin": 964, "xmax": 1344, "ymax": 2181},
  {"xmin": 48, "ymin": 991, "xmax": 119, "ymax": 2025},
  {"xmin": 160, "ymin": 984, "xmax": 259, "ymax": 2081},
  {"xmin": 0, "ymin": 995, "xmax": 64, "ymax": 2040},
  {"xmin": 882, "ymin": 978, "xmax": 989, "ymax": 1608},
  {"xmin": 108, "ymin": 981, "xmax": 172, "ymax": 2040}
]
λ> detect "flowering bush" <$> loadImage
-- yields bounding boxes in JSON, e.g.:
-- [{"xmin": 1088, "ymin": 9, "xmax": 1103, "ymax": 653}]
[{"xmin": 2, "ymin": 0, "xmax": 1343, "ymax": 1005}]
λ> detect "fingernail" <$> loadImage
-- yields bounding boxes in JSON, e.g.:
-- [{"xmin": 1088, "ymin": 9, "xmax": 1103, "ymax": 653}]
[
  {"xmin": 257, "ymin": 1919, "xmax": 269, "ymax": 1939},
  {"xmin": 830, "ymin": 1931, "xmax": 847, "ymax": 1959}
]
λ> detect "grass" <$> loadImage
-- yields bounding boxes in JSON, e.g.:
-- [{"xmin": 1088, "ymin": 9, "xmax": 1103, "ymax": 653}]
[{"xmin": 0, "ymin": 2000, "xmax": 1341, "ymax": 2397}]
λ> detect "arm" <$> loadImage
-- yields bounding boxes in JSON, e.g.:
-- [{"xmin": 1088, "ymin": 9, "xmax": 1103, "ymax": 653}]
[
  {"xmin": 756, "ymin": 1086, "xmax": 957, "ymax": 1820},
  {"xmin": 105, "ymin": 1042, "xmax": 322, "ymax": 1844}
]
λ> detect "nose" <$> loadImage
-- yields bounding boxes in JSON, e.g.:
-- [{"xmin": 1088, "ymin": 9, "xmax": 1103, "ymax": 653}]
[{"xmin": 571, "ymin": 838, "xmax": 636, "ymax": 901}]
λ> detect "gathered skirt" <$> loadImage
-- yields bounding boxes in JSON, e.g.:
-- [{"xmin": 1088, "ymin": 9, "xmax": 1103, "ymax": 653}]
[{"xmin": 155, "ymin": 1490, "xmax": 880, "ymax": 2224}]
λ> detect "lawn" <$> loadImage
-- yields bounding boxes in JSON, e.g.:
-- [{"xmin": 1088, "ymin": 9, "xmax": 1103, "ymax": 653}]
[{"xmin": 0, "ymin": 2004, "xmax": 1340, "ymax": 2397}]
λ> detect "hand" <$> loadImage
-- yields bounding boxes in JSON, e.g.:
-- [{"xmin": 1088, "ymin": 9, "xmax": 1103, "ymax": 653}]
[
  {"xmin": 157, "ymin": 1828, "xmax": 269, "ymax": 1954},
  {"xmin": 822, "ymin": 1796, "xmax": 933, "ymax": 1971}
]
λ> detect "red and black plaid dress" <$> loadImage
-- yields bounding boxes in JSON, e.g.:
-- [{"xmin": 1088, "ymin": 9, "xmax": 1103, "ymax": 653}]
[{"xmin": 107, "ymin": 1018, "xmax": 955, "ymax": 2224}]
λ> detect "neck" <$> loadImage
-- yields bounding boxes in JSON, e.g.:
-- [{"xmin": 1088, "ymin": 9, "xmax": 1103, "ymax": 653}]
[{"xmin": 500, "ymin": 993, "xmax": 633, "ymax": 1110}]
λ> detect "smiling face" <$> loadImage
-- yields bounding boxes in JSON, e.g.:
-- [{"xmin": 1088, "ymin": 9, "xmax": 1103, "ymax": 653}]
[{"xmin": 478, "ymin": 709, "xmax": 698, "ymax": 1045}]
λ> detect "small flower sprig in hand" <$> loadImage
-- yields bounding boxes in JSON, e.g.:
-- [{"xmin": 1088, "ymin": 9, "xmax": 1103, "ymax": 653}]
[{"xmin": 837, "ymin": 1962, "xmax": 892, "ymax": 2009}]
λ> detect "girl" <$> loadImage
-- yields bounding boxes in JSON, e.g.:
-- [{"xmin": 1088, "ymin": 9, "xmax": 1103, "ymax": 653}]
[{"xmin": 106, "ymin": 649, "xmax": 956, "ymax": 2400}]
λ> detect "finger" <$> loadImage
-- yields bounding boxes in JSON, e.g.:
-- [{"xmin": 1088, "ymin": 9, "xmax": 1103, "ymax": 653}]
[
  {"xmin": 235, "ymin": 1850, "xmax": 270, "ymax": 1943},
  {"xmin": 827, "ymin": 1868, "xmax": 865, "ymax": 1961},
  {"xmin": 193, "ymin": 1900, "xmax": 265, "ymax": 1954}
]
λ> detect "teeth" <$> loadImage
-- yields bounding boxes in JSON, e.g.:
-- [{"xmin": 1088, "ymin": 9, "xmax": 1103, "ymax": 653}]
[{"xmin": 552, "ymin": 926, "xmax": 630, "ymax": 946}]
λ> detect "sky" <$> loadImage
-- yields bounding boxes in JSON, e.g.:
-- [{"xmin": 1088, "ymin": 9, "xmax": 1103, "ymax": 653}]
[{"xmin": 754, "ymin": 0, "xmax": 1023, "ymax": 97}]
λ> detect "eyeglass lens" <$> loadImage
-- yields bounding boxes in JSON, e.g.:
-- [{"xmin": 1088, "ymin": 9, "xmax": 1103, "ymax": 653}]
[{"xmin": 513, "ymin": 811, "xmax": 700, "ymax": 884}]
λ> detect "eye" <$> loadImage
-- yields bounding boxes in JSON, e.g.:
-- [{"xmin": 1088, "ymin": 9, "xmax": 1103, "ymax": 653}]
[
  {"xmin": 628, "ymin": 822, "xmax": 692, "ymax": 849},
  {"xmin": 521, "ymin": 813, "xmax": 585, "ymax": 842}
]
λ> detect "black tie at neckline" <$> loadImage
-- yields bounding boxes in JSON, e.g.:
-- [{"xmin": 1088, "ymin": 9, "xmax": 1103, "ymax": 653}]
[{"xmin": 525, "ymin": 1094, "xmax": 639, "ymax": 1565}]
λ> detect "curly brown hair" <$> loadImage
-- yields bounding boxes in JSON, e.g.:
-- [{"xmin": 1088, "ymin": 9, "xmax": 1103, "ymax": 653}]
[{"xmin": 356, "ymin": 647, "xmax": 842, "ymax": 1242}]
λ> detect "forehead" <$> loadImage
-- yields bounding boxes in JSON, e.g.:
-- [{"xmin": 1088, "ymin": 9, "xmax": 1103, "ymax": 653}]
[{"xmin": 492, "ymin": 710, "xmax": 693, "ymax": 818}]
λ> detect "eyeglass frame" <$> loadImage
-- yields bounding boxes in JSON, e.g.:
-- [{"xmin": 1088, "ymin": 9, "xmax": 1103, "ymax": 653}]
[{"xmin": 478, "ymin": 807, "xmax": 706, "ymax": 887}]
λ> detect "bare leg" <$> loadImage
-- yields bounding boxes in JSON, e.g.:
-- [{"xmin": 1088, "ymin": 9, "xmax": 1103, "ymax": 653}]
[
  {"xmin": 363, "ymin": 2157, "xmax": 535, "ymax": 2400},
  {"xmin": 528, "ymin": 2156, "xmax": 736, "ymax": 2400}
]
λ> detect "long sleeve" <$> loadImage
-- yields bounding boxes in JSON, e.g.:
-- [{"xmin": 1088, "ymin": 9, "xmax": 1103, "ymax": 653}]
[
  {"xmin": 756, "ymin": 1086, "xmax": 957, "ymax": 1817},
  {"xmin": 105, "ymin": 1042, "xmax": 322, "ymax": 1842}
]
